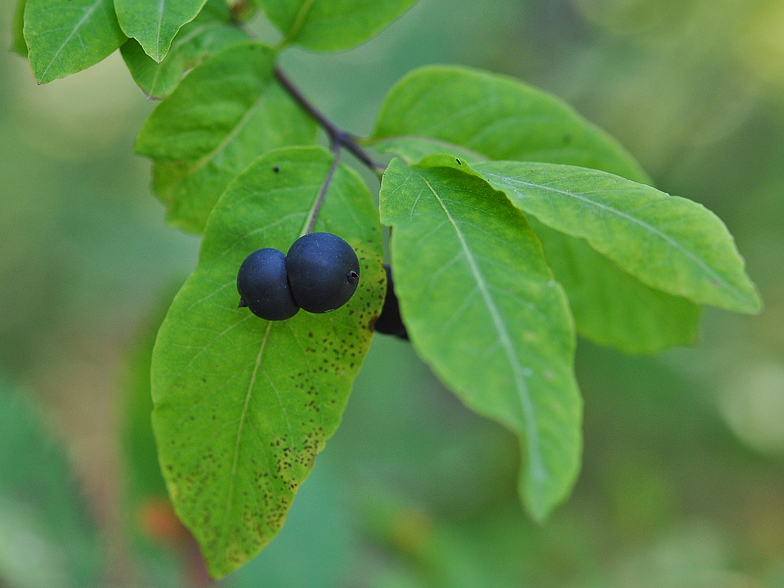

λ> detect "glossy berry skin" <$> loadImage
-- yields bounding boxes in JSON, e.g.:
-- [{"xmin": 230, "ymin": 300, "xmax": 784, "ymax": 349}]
[
  {"xmin": 374, "ymin": 264, "xmax": 409, "ymax": 339},
  {"xmin": 286, "ymin": 233, "xmax": 360, "ymax": 313},
  {"xmin": 237, "ymin": 248, "xmax": 300, "ymax": 321}
]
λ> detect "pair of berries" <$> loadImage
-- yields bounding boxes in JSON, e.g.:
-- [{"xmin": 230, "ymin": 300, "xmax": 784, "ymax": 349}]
[
  {"xmin": 237, "ymin": 232, "xmax": 409, "ymax": 340},
  {"xmin": 237, "ymin": 232, "xmax": 360, "ymax": 321}
]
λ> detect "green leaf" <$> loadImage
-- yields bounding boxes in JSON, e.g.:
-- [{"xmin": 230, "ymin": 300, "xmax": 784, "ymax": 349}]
[
  {"xmin": 114, "ymin": 0, "xmax": 208, "ymax": 63},
  {"xmin": 11, "ymin": 0, "xmax": 27, "ymax": 56},
  {"xmin": 366, "ymin": 66, "xmax": 710, "ymax": 352},
  {"xmin": 151, "ymin": 146, "xmax": 385, "ymax": 578},
  {"xmin": 120, "ymin": 0, "xmax": 247, "ymax": 99},
  {"xmin": 530, "ymin": 219, "xmax": 700, "ymax": 354},
  {"xmin": 257, "ymin": 0, "xmax": 419, "ymax": 52},
  {"xmin": 473, "ymin": 161, "xmax": 762, "ymax": 314},
  {"xmin": 369, "ymin": 65, "xmax": 651, "ymax": 184},
  {"xmin": 379, "ymin": 157, "xmax": 582, "ymax": 522},
  {"xmin": 136, "ymin": 41, "xmax": 318, "ymax": 233},
  {"xmin": 24, "ymin": 0, "xmax": 127, "ymax": 83}
]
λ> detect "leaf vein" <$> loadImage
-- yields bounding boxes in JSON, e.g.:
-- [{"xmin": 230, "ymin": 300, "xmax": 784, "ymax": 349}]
[
  {"xmin": 421, "ymin": 175, "xmax": 547, "ymax": 483},
  {"xmin": 217, "ymin": 321, "xmax": 272, "ymax": 560},
  {"xmin": 487, "ymin": 173, "xmax": 745, "ymax": 302},
  {"xmin": 40, "ymin": 0, "xmax": 102, "ymax": 80}
]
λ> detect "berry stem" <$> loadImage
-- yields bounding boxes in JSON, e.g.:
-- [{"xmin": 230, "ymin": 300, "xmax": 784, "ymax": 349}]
[
  {"xmin": 274, "ymin": 67, "xmax": 386, "ymax": 176},
  {"xmin": 301, "ymin": 141, "xmax": 342, "ymax": 236}
]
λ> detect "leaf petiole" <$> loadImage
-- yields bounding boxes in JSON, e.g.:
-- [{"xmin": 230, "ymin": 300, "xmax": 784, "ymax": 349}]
[{"xmin": 301, "ymin": 142, "xmax": 342, "ymax": 236}]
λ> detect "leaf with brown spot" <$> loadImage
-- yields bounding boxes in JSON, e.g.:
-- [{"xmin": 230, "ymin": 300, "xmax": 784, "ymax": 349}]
[{"xmin": 151, "ymin": 146, "xmax": 384, "ymax": 578}]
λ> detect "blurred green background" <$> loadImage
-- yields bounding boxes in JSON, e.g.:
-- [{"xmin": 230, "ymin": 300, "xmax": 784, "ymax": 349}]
[{"xmin": 2, "ymin": 0, "xmax": 784, "ymax": 586}]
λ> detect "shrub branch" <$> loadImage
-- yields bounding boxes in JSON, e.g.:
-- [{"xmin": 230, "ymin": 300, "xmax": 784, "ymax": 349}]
[{"xmin": 274, "ymin": 67, "xmax": 386, "ymax": 176}]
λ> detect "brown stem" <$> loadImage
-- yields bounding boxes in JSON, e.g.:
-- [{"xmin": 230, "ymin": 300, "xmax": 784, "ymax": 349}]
[{"xmin": 274, "ymin": 67, "xmax": 386, "ymax": 176}]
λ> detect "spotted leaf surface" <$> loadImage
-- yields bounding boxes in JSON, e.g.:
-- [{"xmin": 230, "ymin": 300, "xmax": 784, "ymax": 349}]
[
  {"xmin": 379, "ymin": 156, "xmax": 581, "ymax": 522},
  {"xmin": 151, "ymin": 146, "xmax": 384, "ymax": 578}
]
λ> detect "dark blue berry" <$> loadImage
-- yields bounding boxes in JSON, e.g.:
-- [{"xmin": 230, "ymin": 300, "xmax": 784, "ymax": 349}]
[
  {"xmin": 237, "ymin": 248, "xmax": 300, "ymax": 321},
  {"xmin": 374, "ymin": 264, "xmax": 408, "ymax": 339},
  {"xmin": 286, "ymin": 233, "xmax": 360, "ymax": 313}
]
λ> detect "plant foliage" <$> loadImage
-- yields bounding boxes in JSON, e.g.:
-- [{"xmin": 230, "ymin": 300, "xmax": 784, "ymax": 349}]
[{"xmin": 16, "ymin": 0, "xmax": 761, "ymax": 579}]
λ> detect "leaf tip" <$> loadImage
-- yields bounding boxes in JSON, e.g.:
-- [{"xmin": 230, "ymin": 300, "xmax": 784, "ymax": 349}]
[
  {"xmin": 521, "ymin": 486, "xmax": 560, "ymax": 526},
  {"xmin": 732, "ymin": 280, "xmax": 764, "ymax": 315},
  {"xmin": 746, "ymin": 294, "xmax": 764, "ymax": 315},
  {"xmin": 520, "ymin": 474, "xmax": 563, "ymax": 525}
]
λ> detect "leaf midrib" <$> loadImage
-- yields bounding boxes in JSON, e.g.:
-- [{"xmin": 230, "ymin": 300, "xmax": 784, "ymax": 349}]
[
  {"xmin": 216, "ymin": 320, "xmax": 272, "ymax": 561},
  {"xmin": 421, "ymin": 175, "xmax": 547, "ymax": 484},
  {"xmin": 186, "ymin": 81, "xmax": 272, "ymax": 175},
  {"xmin": 155, "ymin": 0, "xmax": 166, "ymax": 60},
  {"xmin": 284, "ymin": 0, "xmax": 316, "ymax": 45},
  {"xmin": 39, "ymin": 0, "xmax": 102, "ymax": 80},
  {"xmin": 484, "ymin": 171, "xmax": 750, "ymax": 306},
  {"xmin": 212, "ymin": 161, "xmax": 334, "ymax": 561},
  {"xmin": 146, "ymin": 17, "xmax": 218, "ymax": 96}
]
